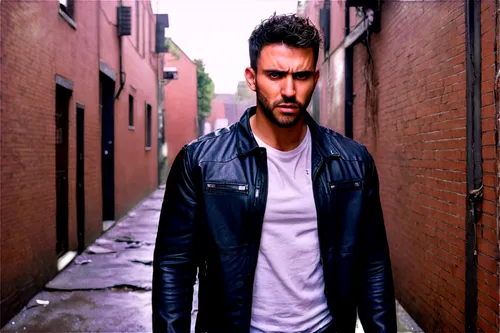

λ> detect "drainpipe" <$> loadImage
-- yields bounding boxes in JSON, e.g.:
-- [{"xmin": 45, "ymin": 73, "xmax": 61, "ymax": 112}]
[
  {"xmin": 495, "ymin": 8, "xmax": 499, "ymax": 326},
  {"xmin": 344, "ymin": 1, "xmax": 353, "ymax": 139},
  {"xmin": 115, "ymin": 0, "xmax": 126, "ymax": 100},
  {"xmin": 464, "ymin": 1, "xmax": 482, "ymax": 332}
]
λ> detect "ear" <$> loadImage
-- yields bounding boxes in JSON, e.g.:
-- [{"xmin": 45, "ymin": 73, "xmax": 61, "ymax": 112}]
[
  {"xmin": 314, "ymin": 69, "xmax": 320, "ymax": 86},
  {"xmin": 244, "ymin": 67, "xmax": 257, "ymax": 92}
]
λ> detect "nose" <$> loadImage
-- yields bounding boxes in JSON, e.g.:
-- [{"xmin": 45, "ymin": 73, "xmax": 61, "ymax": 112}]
[{"xmin": 280, "ymin": 75, "xmax": 296, "ymax": 99}]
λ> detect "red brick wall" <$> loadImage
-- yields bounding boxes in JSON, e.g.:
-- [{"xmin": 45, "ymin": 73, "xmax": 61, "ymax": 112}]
[
  {"xmin": 163, "ymin": 48, "xmax": 198, "ymax": 168},
  {"xmin": 1, "ymin": 0, "xmax": 158, "ymax": 326},
  {"xmin": 302, "ymin": 0, "xmax": 499, "ymax": 331},
  {"xmin": 104, "ymin": 0, "xmax": 159, "ymax": 219},
  {"xmin": 478, "ymin": 3, "xmax": 499, "ymax": 332},
  {"xmin": 1, "ymin": 1, "xmax": 99, "ymax": 326},
  {"xmin": 350, "ymin": 2, "xmax": 498, "ymax": 332}
]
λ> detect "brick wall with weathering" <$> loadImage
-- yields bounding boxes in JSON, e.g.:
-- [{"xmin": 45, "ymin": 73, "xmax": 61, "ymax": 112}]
[
  {"xmin": 350, "ymin": 2, "xmax": 498, "ymax": 332},
  {"xmin": 0, "ymin": 0, "xmax": 159, "ymax": 326},
  {"xmin": 300, "ymin": 0, "xmax": 499, "ymax": 331},
  {"xmin": 478, "ymin": 3, "xmax": 499, "ymax": 332},
  {"xmin": 163, "ymin": 44, "xmax": 198, "ymax": 170},
  {"xmin": 1, "ymin": 1, "xmax": 99, "ymax": 326}
]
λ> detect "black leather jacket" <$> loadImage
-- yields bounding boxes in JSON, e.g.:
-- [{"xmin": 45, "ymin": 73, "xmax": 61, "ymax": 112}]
[{"xmin": 152, "ymin": 107, "xmax": 397, "ymax": 333}]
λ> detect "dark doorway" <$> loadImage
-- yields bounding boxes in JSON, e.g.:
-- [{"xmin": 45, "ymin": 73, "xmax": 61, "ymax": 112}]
[
  {"xmin": 100, "ymin": 74, "xmax": 115, "ymax": 223},
  {"xmin": 56, "ymin": 85, "xmax": 71, "ymax": 257},
  {"xmin": 76, "ymin": 104, "xmax": 85, "ymax": 253}
]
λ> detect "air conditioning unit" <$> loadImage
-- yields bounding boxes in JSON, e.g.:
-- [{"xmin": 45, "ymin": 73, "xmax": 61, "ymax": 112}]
[
  {"xmin": 155, "ymin": 14, "xmax": 170, "ymax": 53},
  {"xmin": 117, "ymin": 6, "xmax": 132, "ymax": 36},
  {"xmin": 163, "ymin": 67, "xmax": 178, "ymax": 80}
]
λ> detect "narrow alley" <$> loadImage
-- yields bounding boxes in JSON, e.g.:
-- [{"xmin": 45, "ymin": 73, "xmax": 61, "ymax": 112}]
[
  {"xmin": 2, "ymin": 189, "xmax": 165, "ymax": 332},
  {"xmin": 3, "ymin": 0, "xmax": 500, "ymax": 332}
]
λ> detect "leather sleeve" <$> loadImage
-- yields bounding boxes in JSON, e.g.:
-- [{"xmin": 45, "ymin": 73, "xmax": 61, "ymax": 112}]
[
  {"xmin": 152, "ymin": 146, "xmax": 198, "ymax": 333},
  {"xmin": 357, "ymin": 147, "xmax": 397, "ymax": 333}
]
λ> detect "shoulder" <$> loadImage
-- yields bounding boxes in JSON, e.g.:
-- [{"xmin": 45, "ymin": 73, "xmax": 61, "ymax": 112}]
[{"xmin": 182, "ymin": 122, "xmax": 240, "ymax": 164}]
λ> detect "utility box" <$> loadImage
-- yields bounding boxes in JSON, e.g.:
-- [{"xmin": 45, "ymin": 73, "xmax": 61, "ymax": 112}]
[
  {"xmin": 156, "ymin": 14, "xmax": 170, "ymax": 53},
  {"xmin": 117, "ymin": 6, "xmax": 132, "ymax": 36}
]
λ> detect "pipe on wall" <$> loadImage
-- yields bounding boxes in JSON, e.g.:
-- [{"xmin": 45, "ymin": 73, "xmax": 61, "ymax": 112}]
[
  {"xmin": 494, "ymin": 5, "xmax": 500, "ymax": 321},
  {"xmin": 115, "ymin": 0, "xmax": 126, "ymax": 100},
  {"xmin": 344, "ymin": 1, "xmax": 353, "ymax": 139},
  {"xmin": 464, "ymin": 1, "xmax": 482, "ymax": 332}
]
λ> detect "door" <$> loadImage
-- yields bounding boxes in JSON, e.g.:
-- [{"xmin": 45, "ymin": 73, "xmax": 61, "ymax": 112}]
[
  {"xmin": 76, "ymin": 104, "xmax": 85, "ymax": 253},
  {"xmin": 100, "ymin": 74, "xmax": 115, "ymax": 222},
  {"xmin": 56, "ymin": 86, "xmax": 70, "ymax": 257}
]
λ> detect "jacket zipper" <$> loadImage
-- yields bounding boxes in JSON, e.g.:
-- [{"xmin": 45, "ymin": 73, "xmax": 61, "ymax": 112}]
[
  {"xmin": 329, "ymin": 180, "xmax": 361, "ymax": 191},
  {"xmin": 206, "ymin": 183, "xmax": 249, "ymax": 193}
]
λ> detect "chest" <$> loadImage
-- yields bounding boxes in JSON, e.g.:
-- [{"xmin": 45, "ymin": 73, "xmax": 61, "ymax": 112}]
[
  {"xmin": 264, "ymin": 151, "xmax": 316, "ymax": 224},
  {"xmin": 199, "ymin": 151, "xmax": 365, "ymax": 251}
]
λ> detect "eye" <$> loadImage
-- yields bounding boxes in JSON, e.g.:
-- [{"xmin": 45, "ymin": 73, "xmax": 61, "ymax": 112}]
[
  {"xmin": 294, "ymin": 72, "xmax": 310, "ymax": 80},
  {"xmin": 268, "ymin": 72, "xmax": 283, "ymax": 79}
]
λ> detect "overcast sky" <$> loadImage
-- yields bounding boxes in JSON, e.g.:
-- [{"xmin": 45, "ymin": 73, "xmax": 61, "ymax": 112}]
[{"xmin": 153, "ymin": 0, "xmax": 298, "ymax": 94}]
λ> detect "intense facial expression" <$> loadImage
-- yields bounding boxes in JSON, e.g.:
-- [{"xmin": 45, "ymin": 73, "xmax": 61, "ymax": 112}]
[{"xmin": 246, "ymin": 43, "xmax": 319, "ymax": 128}]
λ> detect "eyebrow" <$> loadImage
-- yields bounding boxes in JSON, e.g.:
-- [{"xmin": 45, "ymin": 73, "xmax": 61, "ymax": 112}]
[{"xmin": 262, "ymin": 69, "xmax": 315, "ymax": 75}]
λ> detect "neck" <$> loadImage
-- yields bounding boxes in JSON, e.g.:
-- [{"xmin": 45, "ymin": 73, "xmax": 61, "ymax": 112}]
[{"xmin": 250, "ymin": 105, "xmax": 307, "ymax": 152}]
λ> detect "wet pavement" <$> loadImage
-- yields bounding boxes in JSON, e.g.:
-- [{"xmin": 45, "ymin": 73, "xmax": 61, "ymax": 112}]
[{"xmin": 2, "ymin": 188, "xmax": 174, "ymax": 333}]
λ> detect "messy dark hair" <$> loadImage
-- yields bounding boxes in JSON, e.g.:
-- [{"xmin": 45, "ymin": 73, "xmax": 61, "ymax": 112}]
[{"xmin": 248, "ymin": 13, "xmax": 322, "ymax": 71}]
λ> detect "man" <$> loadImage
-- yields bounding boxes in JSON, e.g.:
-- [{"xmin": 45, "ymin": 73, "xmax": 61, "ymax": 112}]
[{"xmin": 153, "ymin": 13, "xmax": 397, "ymax": 333}]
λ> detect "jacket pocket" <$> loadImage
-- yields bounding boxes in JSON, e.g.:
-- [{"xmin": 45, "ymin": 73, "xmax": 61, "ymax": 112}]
[
  {"xmin": 205, "ymin": 182, "xmax": 249, "ymax": 195},
  {"xmin": 329, "ymin": 179, "xmax": 363, "ymax": 191}
]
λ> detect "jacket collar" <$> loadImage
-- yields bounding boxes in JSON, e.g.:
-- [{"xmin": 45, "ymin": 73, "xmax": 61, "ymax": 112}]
[{"xmin": 236, "ymin": 106, "xmax": 341, "ymax": 159}]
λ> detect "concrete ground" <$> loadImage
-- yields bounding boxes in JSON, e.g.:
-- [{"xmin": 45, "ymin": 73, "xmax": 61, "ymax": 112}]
[
  {"xmin": 2, "ymin": 188, "xmax": 165, "ymax": 333},
  {"xmin": 2, "ymin": 187, "xmax": 422, "ymax": 333}
]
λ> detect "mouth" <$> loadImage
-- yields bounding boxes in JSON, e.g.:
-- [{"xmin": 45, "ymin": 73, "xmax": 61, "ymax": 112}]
[{"xmin": 276, "ymin": 104, "xmax": 300, "ymax": 113}]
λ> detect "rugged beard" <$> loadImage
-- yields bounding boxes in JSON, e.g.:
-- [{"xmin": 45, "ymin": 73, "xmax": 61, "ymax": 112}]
[{"xmin": 255, "ymin": 81, "xmax": 314, "ymax": 128}]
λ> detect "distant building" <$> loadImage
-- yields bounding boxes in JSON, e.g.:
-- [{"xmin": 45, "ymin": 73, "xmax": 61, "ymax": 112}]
[
  {"xmin": 162, "ymin": 40, "xmax": 198, "ymax": 174},
  {"xmin": 208, "ymin": 93, "xmax": 254, "ymax": 128},
  {"xmin": 1, "ymin": 0, "xmax": 165, "ymax": 326},
  {"xmin": 205, "ymin": 94, "xmax": 228, "ymax": 133}
]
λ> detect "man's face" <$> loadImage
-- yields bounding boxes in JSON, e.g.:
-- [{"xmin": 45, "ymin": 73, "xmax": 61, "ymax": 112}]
[{"xmin": 245, "ymin": 44, "xmax": 319, "ymax": 128}]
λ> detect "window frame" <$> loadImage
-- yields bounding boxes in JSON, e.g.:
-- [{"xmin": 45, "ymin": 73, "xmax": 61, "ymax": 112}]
[
  {"xmin": 145, "ymin": 103, "xmax": 152, "ymax": 150},
  {"xmin": 128, "ymin": 94, "xmax": 135, "ymax": 130}
]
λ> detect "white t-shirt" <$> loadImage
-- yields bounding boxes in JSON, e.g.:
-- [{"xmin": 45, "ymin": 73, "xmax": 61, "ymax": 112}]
[{"xmin": 250, "ymin": 127, "xmax": 332, "ymax": 333}]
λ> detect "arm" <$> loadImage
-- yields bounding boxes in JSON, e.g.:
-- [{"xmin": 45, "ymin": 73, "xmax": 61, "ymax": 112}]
[
  {"xmin": 152, "ymin": 146, "xmax": 198, "ymax": 333},
  {"xmin": 357, "ymin": 148, "xmax": 397, "ymax": 333}
]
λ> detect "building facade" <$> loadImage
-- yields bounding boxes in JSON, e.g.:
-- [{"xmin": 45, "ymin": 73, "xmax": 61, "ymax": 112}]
[
  {"xmin": 299, "ymin": 1, "xmax": 500, "ymax": 332},
  {"xmin": 1, "ymin": 0, "xmax": 163, "ymax": 326},
  {"xmin": 162, "ymin": 41, "xmax": 198, "ymax": 171},
  {"xmin": 205, "ymin": 94, "xmax": 229, "ymax": 134}
]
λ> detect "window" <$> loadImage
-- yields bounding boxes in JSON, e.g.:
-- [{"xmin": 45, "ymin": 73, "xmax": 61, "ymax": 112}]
[
  {"xmin": 135, "ymin": 0, "xmax": 140, "ymax": 49},
  {"xmin": 128, "ymin": 95, "xmax": 134, "ymax": 129},
  {"xmin": 145, "ymin": 103, "xmax": 152, "ymax": 149},
  {"xmin": 59, "ymin": 0, "xmax": 75, "ymax": 20}
]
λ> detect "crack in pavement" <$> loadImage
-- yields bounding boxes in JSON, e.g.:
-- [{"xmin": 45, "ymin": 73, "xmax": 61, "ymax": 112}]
[
  {"xmin": 131, "ymin": 260, "xmax": 153, "ymax": 266},
  {"xmin": 45, "ymin": 284, "xmax": 152, "ymax": 292}
]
